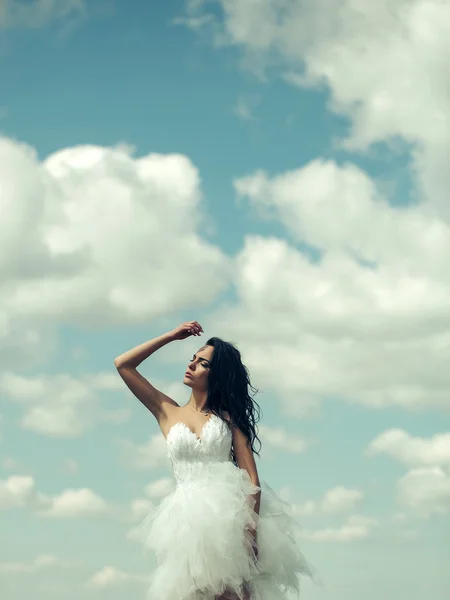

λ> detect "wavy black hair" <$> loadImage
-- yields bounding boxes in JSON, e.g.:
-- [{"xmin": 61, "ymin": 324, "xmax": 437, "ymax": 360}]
[{"xmin": 202, "ymin": 337, "xmax": 262, "ymax": 466}]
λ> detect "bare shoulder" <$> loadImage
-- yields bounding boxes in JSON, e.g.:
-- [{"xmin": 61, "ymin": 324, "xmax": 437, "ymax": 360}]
[
  {"xmin": 221, "ymin": 410, "xmax": 233, "ymax": 426},
  {"xmin": 221, "ymin": 410, "xmax": 231, "ymax": 421},
  {"xmin": 221, "ymin": 411, "xmax": 254, "ymax": 445},
  {"xmin": 220, "ymin": 410, "xmax": 244, "ymax": 437}
]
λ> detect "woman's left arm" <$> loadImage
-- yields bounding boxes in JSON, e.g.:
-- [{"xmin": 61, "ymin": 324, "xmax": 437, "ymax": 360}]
[{"xmin": 224, "ymin": 413, "xmax": 261, "ymax": 551}]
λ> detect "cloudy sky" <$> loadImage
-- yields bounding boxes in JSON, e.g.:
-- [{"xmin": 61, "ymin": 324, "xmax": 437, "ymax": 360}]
[{"xmin": 1, "ymin": 1, "xmax": 450, "ymax": 599}]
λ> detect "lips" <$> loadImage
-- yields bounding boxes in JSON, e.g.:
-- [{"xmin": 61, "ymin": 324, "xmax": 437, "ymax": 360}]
[{"xmin": 185, "ymin": 372, "xmax": 193, "ymax": 378}]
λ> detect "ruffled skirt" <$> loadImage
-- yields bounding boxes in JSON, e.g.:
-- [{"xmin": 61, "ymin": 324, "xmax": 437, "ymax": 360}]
[{"xmin": 137, "ymin": 461, "xmax": 314, "ymax": 600}]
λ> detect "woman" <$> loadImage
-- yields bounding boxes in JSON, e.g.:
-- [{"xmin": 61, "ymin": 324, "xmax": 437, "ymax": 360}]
[{"xmin": 114, "ymin": 321, "xmax": 314, "ymax": 600}]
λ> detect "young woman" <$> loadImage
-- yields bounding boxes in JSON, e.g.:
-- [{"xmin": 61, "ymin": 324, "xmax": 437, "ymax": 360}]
[{"xmin": 114, "ymin": 321, "xmax": 314, "ymax": 600}]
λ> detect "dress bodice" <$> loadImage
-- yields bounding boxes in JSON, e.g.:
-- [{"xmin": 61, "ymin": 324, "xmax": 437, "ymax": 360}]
[{"xmin": 165, "ymin": 413, "xmax": 233, "ymax": 483}]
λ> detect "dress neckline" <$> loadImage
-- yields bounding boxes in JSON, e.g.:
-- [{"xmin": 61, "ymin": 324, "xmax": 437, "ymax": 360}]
[{"xmin": 165, "ymin": 413, "xmax": 217, "ymax": 443}]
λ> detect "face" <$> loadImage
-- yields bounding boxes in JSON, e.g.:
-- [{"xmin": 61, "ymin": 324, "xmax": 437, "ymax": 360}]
[{"xmin": 183, "ymin": 345, "xmax": 214, "ymax": 390}]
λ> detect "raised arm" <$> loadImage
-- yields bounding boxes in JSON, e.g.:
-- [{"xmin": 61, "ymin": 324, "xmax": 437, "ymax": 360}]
[
  {"xmin": 114, "ymin": 332, "xmax": 178, "ymax": 420},
  {"xmin": 113, "ymin": 322, "xmax": 203, "ymax": 422}
]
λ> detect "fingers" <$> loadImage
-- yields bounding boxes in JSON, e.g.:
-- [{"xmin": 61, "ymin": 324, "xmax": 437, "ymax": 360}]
[
  {"xmin": 193, "ymin": 321, "xmax": 203, "ymax": 336},
  {"xmin": 187, "ymin": 322, "xmax": 204, "ymax": 337}
]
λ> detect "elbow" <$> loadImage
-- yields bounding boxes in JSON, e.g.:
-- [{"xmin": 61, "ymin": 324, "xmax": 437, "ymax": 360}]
[{"xmin": 114, "ymin": 358, "xmax": 136, "ymax": 370}]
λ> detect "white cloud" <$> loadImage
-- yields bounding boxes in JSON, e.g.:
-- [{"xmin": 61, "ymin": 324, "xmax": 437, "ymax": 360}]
[
  {"xmin": 197, "ymin": 155, "xmax": 450, "ymax": 416},
  {"xmin": 125, "ymin": 479, "xmax": 174, "ymax": 536},
  {"xmin": 0, "ymin": 137, "xmax": 229, "ymax": 367},
  {"xmin": 91, "ymin": 373, "xmax": 125, "ymax": 391},
  {"xmin": 178, "ymin": 3, "xmax": 450, "ymax": 427},
  {"xmin": 321, "ymin": 486, "xmax": 364, "ymax": 515},
  {"xmin": 204, "ymin": 225, "xmax": 450, "ymax": 414},
  {"xmin": 86, "ymin": 566, "xmax": 148, "ymax": 589},
  {"xmin": 99, "ymin": 407, "xmax": 132, "ymax": 424},
  {"xmin": 397, "ymin": 467, "xmax": 450, "ymax": 518},
  {"xmin": 0, "ymin": 475, "xmax": 37, "ymax": 509},
  {"xmin": 38, "ymin": 487, "xmax": 112, "ymax": 518},
  {"xmin": 119, "ymin": 432, "xmax": 169, "ymax": 470},
  {"xmin": 144, "ymin": 477, "xmax": 175, "ymax": 499},
  {"xmin": 234, "ymin": 160, "xmax": 450, "ymax": 272},
  {"xmin": 1, "ymin": 372, "xmax": 96, "ymax": 437},
  {"xmin": 128, "ymin": 498, "xmax": 154, "ymax": 522},
  {"xmin": 282, "ymin": 485, "xmax": 363, "ymax": 517},
  {"xmin": 258, "ymin": 424, "xmax": 308, "ymax": 454},
  {"xmin": 1, "ymin": 371, "xmax": 133, "ymax": 437},
  {"xmin": 0, "ymin": 474, "xmax": 112, "ymax": 518},
  {"xmin": 293, "ymin": 499, "xmax": 316, "ymax": 518},
  {"xmin": 183, "ymin": 0, "xmax": 450, "ymax": 216},
  {"xmin": 368, "ymin": 429, "xmax": 450, "ymax": 468},
  {"xmin": 0, "ymin": 554, "xmax": 71, "ymax": 575},
  {"xmin": 302, "ymin": 514, "xmax": 377, "ymax": 543},
  {"xmin": 368, "ymin": 429, "xmax": 450, "ymax": 518}
]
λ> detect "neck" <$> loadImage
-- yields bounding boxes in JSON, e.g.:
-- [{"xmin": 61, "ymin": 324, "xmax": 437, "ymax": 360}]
[{"xmin": 187, "ymin": 388, "xmax": 208, "ymax": 412}]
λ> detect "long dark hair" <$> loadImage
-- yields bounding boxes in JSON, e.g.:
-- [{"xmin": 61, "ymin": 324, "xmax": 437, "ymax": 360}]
[{"xmin": 204, "ymin": 337, "xmax": 262, "ymax": 466}]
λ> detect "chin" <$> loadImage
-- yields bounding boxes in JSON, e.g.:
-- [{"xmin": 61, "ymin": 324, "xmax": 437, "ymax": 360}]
[{"xmin": 183, "ymin": 379, "xmax": 193, "ymax": 387}]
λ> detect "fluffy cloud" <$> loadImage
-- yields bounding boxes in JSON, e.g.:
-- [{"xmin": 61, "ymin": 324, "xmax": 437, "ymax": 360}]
[
  {"xmin": 258, "ymin": 424, "xmax": 308, "ymax": 454},
  {"xmin": 119, "ymin": 431, "xmax": 169, "ymax": 470},
  {"xmin": 0, "ymin": 474, "xmax": 112, "ymax": 518},
  {"xmin": 282, "ymin": 485, "xmax": 364, "ymax": 517},
  {"xmin": 0, "ymin": 554, "xmax": 71, "ymax": 575},
  {"xmin": 302, "ymin": 514, "xmax": 377, "ymax": 542},
  {"xmin": 321, "ymin": 487, "xmax": 364, "ymax": 515},
  {"xmin": 127, "ymin": 498, "xmax": 154, "ymax": 523},
  {"xmin": 368, "ymin": 429, "xmax": 450, "ymax": 518},
  {"xmin": 125, "ymin": 478, "xmax": 174, "ymax": 541},
  {"xmin": 143, "ymin": 477, "xmax": 175, "ymax": 499},
  {"xmin": 86, "ymin": 566, "xmax": 148, "ymax": 588},
  {"xmin": 184, "ymin": 0, "xmax": 450, "ymax": 216},
  {"xmin": 368, "ymin": 429, "xmax": 450, "ymax": 468},
  {"xmin": 38, "ymin": 487, "xmax": 112, "ymax": 518},
  {"xmin": 1, "ymin": 371, "xmax": 131, "ymax": 437},
  {"xmin": 397, "ymin": 467, "xmax": 450, "ymax": 518},
  {"xmin": 205, "ymin": 228, "xmax": 450, "ymax": 414},
  {"xmin": 125, "ymin": 477, "xmax": 174, "ymax": 525},
  {"xmin": 178, "ymin": 3, "xmax": 450, "ymax": 418},
  {"xmin": 0, "ymin": 475, "xmax": 38, "ymax": 509},
  {"xmin": 0, "ymin": 137, "xmax": 229, "ymax": 366},
  {"xmin": 235, "ymin": 160, "xmax": 450, "ymax": 273}
]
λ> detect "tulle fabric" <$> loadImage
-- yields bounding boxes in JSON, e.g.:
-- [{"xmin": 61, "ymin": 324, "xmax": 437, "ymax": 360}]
[{"xmin": 137, "ymin": 460, "xmax": 314, "ymax": 600}]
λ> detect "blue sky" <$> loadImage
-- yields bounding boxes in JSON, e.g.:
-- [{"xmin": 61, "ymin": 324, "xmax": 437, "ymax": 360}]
[{"xmin": 1, "ymin": 2, "xmax": 450, "ymax": 600}]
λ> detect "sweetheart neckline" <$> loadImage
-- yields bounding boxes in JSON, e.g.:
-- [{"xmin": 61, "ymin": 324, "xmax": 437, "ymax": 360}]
[{"xmin": 165, "ymin": 413, "xmax": 218, "ymax": 443}]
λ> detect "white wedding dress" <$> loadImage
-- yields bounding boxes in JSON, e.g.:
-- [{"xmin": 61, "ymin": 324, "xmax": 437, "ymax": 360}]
[{"xmin": 137, "ymin": 412, "xmax": 314, "ymax": 600}]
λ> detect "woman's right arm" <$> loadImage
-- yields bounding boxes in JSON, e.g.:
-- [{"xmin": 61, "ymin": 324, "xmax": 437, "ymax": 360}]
[
  {"xmin": 113, "ymin": 322, "xmax": 203, "ymax": 420},
  {"xmin": 114, "ymin": 332, "xmax": 179, "ymax": 420}
]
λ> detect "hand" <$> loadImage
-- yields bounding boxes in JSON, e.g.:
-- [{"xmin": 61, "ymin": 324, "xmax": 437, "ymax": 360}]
[{"xmin": 170, "ymin": 321, "xmax": 204, "ymax": 341}]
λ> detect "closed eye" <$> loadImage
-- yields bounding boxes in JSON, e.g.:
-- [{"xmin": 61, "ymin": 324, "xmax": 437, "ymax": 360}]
[{"xmin": 191, "ymin": 354, "xmax": 211, "ymax": 368}]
